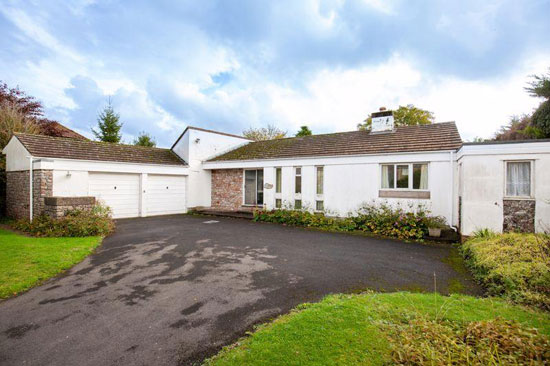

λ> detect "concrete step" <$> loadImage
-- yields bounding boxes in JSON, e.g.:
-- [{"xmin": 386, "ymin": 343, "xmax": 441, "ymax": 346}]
[{"xmin": 192, "ymin": 208, "xmax": 255, "ymax": 220}]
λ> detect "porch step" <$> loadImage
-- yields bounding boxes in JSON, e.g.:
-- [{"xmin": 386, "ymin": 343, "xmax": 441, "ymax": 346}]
[{"xmin": 191, "ymin": 207, "xmax": 255, "ymax": 220}]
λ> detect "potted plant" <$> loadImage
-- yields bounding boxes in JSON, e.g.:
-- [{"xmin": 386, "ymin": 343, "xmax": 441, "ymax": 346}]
[{"xmin": 426, "ymin": 216, "xmax": 447, "ymax": 238}]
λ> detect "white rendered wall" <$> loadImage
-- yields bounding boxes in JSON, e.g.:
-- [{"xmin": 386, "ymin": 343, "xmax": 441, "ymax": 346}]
[
  {"xmin": 458, "ymin": 142, "xmax": 550, "ymax": 234},
  {"xmin": 204, "ymin": 151, "xmax": 456, "ymax": 224},
  {"xmin": 2, "ymin": 137, "xmax": 31, "ymax": 171},
  {"xmin": 172, "ymin": 128, "xmax": 250, "ymax": 208}
]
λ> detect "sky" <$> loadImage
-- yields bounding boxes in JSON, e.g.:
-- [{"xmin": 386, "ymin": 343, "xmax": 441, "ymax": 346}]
[{"xmin": 1, "ymin": 0, "xmax": 550, "ymax": 147}]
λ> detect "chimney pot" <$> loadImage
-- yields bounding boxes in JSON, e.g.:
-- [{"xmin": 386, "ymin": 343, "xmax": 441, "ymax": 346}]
[{"xmin": 379, "ymin": 107, "xmax": 386, "ymax": 111}]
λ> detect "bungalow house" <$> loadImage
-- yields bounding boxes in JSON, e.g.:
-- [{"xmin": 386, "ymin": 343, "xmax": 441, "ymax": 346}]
[{"xmin": 3, "ymin": 109, "xmax": 550, "ymax": 235}]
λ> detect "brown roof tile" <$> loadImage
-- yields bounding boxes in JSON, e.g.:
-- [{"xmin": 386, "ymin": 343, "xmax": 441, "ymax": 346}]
[
  {"xmin": 209, "ymin": 122, "xmax": 462, "ymax": 161},
  {"xmin": 15, "ymin": 133, "xmax": 186, "ymax": 166}
]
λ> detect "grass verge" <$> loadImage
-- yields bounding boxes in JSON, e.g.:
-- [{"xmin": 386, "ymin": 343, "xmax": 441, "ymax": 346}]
[
  {"xmin": 462, "ymin": 232, "xmax": 550, "ymax": 310},
  {"xmin": 204, "ymin": 292, "xmax": 550, "ymax": 366},
  {"xmin": 0, "ymin": 228, "xmax": 101, "ymax": 299}
]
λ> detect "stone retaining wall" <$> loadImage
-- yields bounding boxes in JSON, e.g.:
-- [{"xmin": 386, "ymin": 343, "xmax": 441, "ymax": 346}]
[{"xmin": 44, "ymin": 196, "xmax": 96, "ymax": 219}]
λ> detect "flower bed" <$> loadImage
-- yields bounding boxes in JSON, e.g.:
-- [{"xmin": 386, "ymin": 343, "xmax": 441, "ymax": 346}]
[{"xmin": 253, "ymin": 203, "xmax": 447, "ymax": 241}]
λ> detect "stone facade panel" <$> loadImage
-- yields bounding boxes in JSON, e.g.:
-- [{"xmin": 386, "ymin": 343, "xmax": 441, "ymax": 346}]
[
  {"xmin": 503, "ymin": 199, "xmax": 535, "ymax": 233},
  {"xmin": 6, "ymin": 170, "xmax": 53, "ymax": 220},
  {"xmin": 211, "ymin": 169, "xmax": 243, "ymax": 209}
]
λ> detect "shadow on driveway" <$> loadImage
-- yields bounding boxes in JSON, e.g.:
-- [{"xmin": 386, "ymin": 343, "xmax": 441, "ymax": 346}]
[{"xmin": 0, "ymin": 214, "xmax": 481, "ymax": 366}]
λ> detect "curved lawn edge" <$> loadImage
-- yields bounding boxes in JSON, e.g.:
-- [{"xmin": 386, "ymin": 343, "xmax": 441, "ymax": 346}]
[
  {"xmin": 203, "ymin": 292, "xmax": 550, "ymax": 366},
  {"xmin": 0, "ymin": 229, "xmax": 103, "ymax": 299}
]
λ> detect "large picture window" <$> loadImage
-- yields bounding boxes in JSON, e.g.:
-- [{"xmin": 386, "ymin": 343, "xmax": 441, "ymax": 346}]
[
  {"xmin": 381, "ymin": 163, "xmax": 428, "ymax": 190},
  {"xmin": 506, "ymin": 161, "xmax": 531, "ymax": 197}
]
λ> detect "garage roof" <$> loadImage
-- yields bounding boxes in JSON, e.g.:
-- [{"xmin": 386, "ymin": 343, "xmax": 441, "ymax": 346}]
[
  {"xmin": 14, "ymin": 133, "xmax": 187, "ymax": 166},
  {"xmin": 208, "ymin": 122, "xmax": 462, "ymax": 161}
]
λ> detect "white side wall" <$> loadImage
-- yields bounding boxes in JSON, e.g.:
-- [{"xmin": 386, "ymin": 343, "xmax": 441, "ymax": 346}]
[
  {"xmin": 204, "ymin": 151, "xmax": 456, "ymax": 223},
  {"xmin": 458, "ymin": 141, "xmax": 550, "ymax": 234},
  {"xmin": 2, "ymin": 137, "xmax": 31, "ymax": 171},
  {"xmin": 172, "ymin": 128, "xmax": 250, "ymax": 208}
]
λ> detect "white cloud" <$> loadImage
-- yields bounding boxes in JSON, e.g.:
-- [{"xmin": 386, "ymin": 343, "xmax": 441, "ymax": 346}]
[
  {"xmin": 361, "ymin": 0, "xmax": 397, "ymax": 14},
  {"xmin": 248, "ymin": 53, "xmax": 550, "ymax": 140}
]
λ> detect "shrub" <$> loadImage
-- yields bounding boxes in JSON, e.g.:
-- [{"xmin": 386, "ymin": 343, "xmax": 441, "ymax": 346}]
[
  {"xmin": 254, "ymin": 203, "xmax": 447, "ymax": 241},
  {"xmin": 462, "ymin": 233, "xmax": 550, "ymax": 310},
  {"xmin": 386, "ymin": 317, "xmax": 550, "ymax": 365},
  {"xmin": 471, "ymin": 228, "xmax": 497, "ymax": 239},
  {"xmin": 13, "ymin": 203, "xmax": 115, "ymax": 237}
]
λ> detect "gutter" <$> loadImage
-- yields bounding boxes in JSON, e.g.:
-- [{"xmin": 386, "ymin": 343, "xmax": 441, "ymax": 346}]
[{"xmin": 27, "ymin": 155, "xmax": 35, "ymax": 221}]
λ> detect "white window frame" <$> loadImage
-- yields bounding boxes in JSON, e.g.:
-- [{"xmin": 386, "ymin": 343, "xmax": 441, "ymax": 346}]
[
  {"xmin": 294, "ymin": 166, "xmax": 302, "ymax": 198},
  {"xmin": 274, "ymin": 167, "xmax": 282, "ymax": 208},
  {"xmin": 380, "ymin": 163, "xmax": 429, "ymax": 191},
  {"xmin": 315, "ymin": 166, "xmax": 324, "ymax": 211},
  {"xmin": 503, "ymin": 160, "xmax": 534, "ymax": 199}
]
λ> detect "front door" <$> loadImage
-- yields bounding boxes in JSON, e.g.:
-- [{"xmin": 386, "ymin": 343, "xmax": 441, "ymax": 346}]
[{"xmin": 244, "ymin": 169, "xmax": 264, "ymax": 206}]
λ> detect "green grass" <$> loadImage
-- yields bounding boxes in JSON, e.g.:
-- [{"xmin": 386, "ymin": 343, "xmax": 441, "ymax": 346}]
[
  {"xmin": 0, "ymin": 229, "xmax": 101, "ymax": 298},
  {"xmin": 204, "ymin": 292, "xmax": 550, "ymax": 366}
]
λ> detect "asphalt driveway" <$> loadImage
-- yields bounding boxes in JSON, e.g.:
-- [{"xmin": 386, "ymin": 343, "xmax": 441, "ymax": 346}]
[{"xmin": 0, "ymin": 215, "xmax": 480, "ymax": 366}]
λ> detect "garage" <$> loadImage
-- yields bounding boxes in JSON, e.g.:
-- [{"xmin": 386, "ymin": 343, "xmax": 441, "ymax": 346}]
[
  {"xmin": 89, "ymin": 172, "xmax": 141, "ymax": 219},
  {"xmin": 146, "ymin": 174, "xmax": 186, "ymax": 216}
]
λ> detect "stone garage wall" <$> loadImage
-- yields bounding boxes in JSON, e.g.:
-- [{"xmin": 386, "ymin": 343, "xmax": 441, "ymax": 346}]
[
  {"xmin": 44, "ymin": 196, "xmax": 96, "ymax": 219},
  {"xmin": 503, "ymin": 199, "xmax": 536, "ymax": 233},
  {"xmin": 211, "ymin": 169, "xmax": 243, "ymax": 209},
  {"xmin": 6, "ymin": 170, "xmax": 53, "ymax": 220}
]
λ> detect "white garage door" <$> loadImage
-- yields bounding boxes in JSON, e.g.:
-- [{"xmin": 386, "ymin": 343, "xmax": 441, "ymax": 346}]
[
  {"xmin": 146, "ymin": 175, "xmax": 186, "ymax": 216},
  {"xmin": 89, "ymin": 173, "xmax": 140, "ymax": 218}
]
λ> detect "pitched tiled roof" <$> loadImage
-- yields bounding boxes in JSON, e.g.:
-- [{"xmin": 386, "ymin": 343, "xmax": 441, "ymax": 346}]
[
  {"xmin": 14, "ymin": 133, "xmax": 186, "ymax": 166},
  {"xmin": 209, "ymin": 122, "xmax": 462, "ymax": 161}
]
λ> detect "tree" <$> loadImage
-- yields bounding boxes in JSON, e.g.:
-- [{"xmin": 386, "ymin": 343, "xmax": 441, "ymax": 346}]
[
  {"xmin": 493, "ymin": 115, "xmax": 544, "ymax": 141},
  {"xmin": 0, "ymin": 101, "xmax": 40, "ymax": 149},
  {"xmin": 133, "ymin": 131, "xmax": 156, "ymax": 147},
  {"xmin": 357, "ymin": 104, "xmax": 434, "ymax": 131},
  {"xmin": 526, "ymin": 69, "xmax": 550, "ymax": 137},
  {"xmin": 295, "ymin": 125, "xmax": 312, "ymax": 137},
  {"xmin": 92, "ymin": 99, "xmax": 123, "ymax": 143},
  {"xmin": 243, "ymin": 124, "xmax": 287, "ymax": 141},
  {"xmin": 0, "ymin": 82, "xmax": 43, "ymax": 118}
]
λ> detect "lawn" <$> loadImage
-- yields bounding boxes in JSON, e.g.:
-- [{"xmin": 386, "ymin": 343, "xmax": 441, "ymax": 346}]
[
  {"xmin": 0, "ymin": 228, "xmax": 102, "ymax": 299},
  {"xmin": 205, "ymin": 292, "xmax": 550, "ymax": 366}
]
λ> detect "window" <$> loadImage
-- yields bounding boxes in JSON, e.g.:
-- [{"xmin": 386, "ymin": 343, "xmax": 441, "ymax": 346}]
[
  {"xmin": 381, "ymin": 165, "xmax": 395, "ymax": 188},
  {"xmin": 381, "ymin": 163, "xmax": 428, "ymax": 190},
  {"xmin": 275, "ymin": 168, "xmax": 282, "ymax": 193},
  {"xmin": 295, "ymin": 167, "xmax": 302, "ymax": 194},
  {"xmin": 413, "ymin": 164, "xmax": 428, "ymax": 190},
  {"xmin": 295, "ymin": 199, "xmax": 302, "ymax": 209},
  {"xmin": 506, "ymin": 161, "xmax": 531, "ymax": 197},
  {"xmin": 316, "ymin": 200, "xmax": 324, "ymax": 211},
  {"xmin": 396, "ymin": 165, "xmax": 409, "ymax": 188},
  {"xmin": 316, "ymin": 166, "xmax": 324, "ymax": 195},
  {"xmin": 275, "ymin": 199, "xmax": 282, "ymax": 208}
]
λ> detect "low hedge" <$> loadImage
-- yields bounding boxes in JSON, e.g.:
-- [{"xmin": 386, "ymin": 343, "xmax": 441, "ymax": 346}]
[
  {"xmin": 253, "ymin": 203, "xmax": 447, "ymax": 241},
  {"xmin": 13, "ymin": 204, "xmax": 114, "ymax": 237},
  {"xmin": 462, "ymin": 232, "xmax": 550, "ymax": 310}
]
